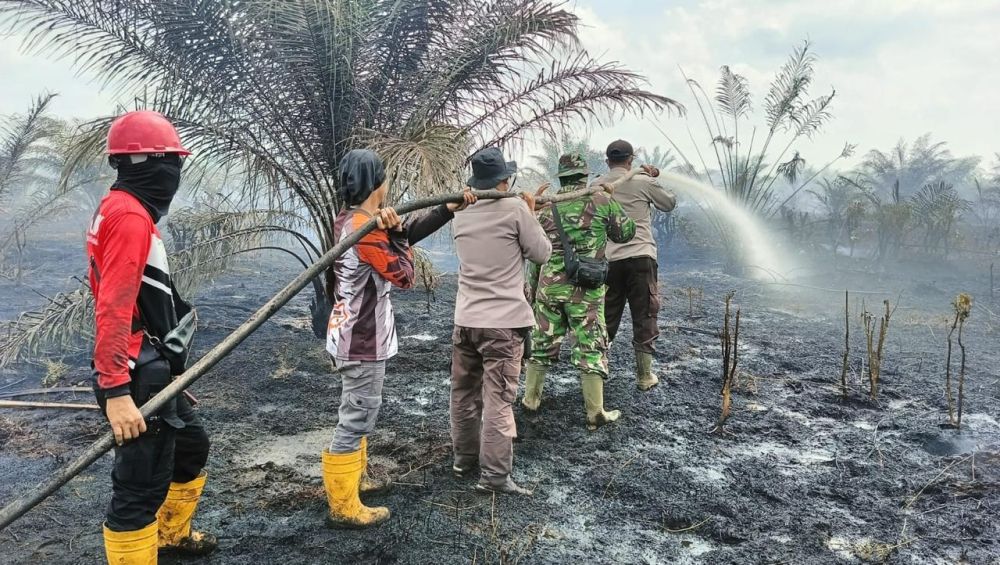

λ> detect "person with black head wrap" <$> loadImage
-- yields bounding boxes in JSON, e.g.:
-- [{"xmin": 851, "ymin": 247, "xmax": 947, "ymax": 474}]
[
  {"xmin": 336, "ymin": 148, "xmax": 385, "ymax": 207},
  {"xmin": 319, "ymin": 148, "xmax": 475, "ymax": 529}
]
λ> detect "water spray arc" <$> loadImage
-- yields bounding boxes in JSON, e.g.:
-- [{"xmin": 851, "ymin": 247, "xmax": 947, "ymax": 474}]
[{"xmin": 659, "ymin": 172, "xmax": 792, "ymax": 277}]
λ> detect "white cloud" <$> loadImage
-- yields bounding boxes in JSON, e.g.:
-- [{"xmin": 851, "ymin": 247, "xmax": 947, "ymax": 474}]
[
  {"xmin": 1, "ymin": 1, "xmax": 997, "ymax": 172},
  {"xmin": 561, "ymin": 0, "xmax": 1000, "ymax": 170}
]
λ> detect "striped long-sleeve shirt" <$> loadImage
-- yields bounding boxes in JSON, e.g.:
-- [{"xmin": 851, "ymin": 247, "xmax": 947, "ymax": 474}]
[{"xmin": 326, "ymin": 205, "xmax": 453, "ymax": 362}]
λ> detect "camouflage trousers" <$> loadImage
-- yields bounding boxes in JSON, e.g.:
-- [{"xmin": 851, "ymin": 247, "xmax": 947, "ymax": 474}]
[{"xmin": 529, "ymin": 297, "xmax": 609, "ymax": 378}]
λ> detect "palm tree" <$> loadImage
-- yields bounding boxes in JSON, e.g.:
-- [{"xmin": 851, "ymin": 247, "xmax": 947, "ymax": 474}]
[
  {"xmin": 660, "ymin": 40, "xmax": 850, "ymax": 217},
  {"xmin": 0, "ymin": 95, "xmax": 98, "ymax": 282},
  {"xmin": 522, "ymin": 134, "xmax": 607, "ymax": 186},
  {"xmin": 860, "ymin": 134, "xmax": 979, "ymax": 198},
  {"xmin": 841, "ymin": 175, "xmax": 911, "ymax": 265},
  {"xmin": 807, "ymin": 177, "xmax": 865, "ymax": 257},
  {"xmin": 635, "ymin": 145, "xmax": 676, "ymax": 172},
  {"xmin": 1, "ymin": 0, "xmax": 678, "ymax": 247},
  {"xmin": 0, "ymin": 92, "xmax": 59, "ymax": 207},
  {"xmin": 0, "ymin": 0, "xmax": 682, "ymax": 366},
  {"xmin": 909, "ymin": 181, "xmax": 971, "ymax": 255}
]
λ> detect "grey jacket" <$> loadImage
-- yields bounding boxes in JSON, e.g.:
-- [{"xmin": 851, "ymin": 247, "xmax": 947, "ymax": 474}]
[
  {"xmin": 595, "ymin": 167, "xmax": 676, "ymax": 261},
  {"xmin": 453, "ymin": 197, "xmax": 551, "ymax": 328}
]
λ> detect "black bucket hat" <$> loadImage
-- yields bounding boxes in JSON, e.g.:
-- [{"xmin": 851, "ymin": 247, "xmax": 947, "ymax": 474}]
[{"xmin": 467, "ymin": 147, "xmax": 517, "ymax": 189}]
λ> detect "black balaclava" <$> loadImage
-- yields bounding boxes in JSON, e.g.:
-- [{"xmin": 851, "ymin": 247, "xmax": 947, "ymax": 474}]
[
  {"xmin": 338, "ymin": 149, "xmax": 386, "ymax": 207},
  {"xmin": 110, "ymin": 154, "xmax": 183, "ymax": 222}
]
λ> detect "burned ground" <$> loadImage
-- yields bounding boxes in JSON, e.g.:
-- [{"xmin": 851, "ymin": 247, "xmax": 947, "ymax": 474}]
[{"xmin": 0, "ymin": 240, "xmax": 998, "ymax": 564}]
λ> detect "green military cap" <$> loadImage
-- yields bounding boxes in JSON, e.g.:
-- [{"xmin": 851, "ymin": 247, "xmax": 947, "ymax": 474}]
[{"xmin": 556, "ymin": 152, "xmax": 589, "ymax": 178}]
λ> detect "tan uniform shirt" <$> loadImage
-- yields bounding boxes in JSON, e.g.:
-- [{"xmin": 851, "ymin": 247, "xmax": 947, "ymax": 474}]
[
  {"xmin": 596, "ymin": 167, "xmax": 677, "ymax": 261},
  {"xmin": 452, "ymin": 197, "xmax": 552, "ymax": 328}
]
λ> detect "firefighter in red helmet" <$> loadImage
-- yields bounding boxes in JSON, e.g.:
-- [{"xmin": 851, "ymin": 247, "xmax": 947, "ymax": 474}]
[{"xmin": 89, "ymin": 111, "xmax": 216, "ymax": 563}]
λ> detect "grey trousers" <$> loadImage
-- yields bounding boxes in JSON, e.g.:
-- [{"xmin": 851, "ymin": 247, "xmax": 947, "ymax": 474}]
[
  {"xmin": 329, "ymin": 360, "xmax": 386, "ymax": 453},
  {"xmin": 450, "ymin": 327, "xmax": 524, "ymax": 486}
]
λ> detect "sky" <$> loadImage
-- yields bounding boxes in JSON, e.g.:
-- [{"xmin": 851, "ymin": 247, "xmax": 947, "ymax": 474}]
[
  {"xmin": 570, "ymin": 0, "xmax": 1000, "ymax": 169},
  {"xmin": 1, "ymin": 0, "xmax": 998, "ymax": 171}
]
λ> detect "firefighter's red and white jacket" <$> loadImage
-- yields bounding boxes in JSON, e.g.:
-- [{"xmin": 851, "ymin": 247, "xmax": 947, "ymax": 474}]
[{"xmin": 87, "ymin": 190, "xmax": 176, "ymax": 396}]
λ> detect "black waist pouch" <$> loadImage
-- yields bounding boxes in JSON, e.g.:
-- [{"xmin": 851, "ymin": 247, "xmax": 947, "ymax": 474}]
[
  {"xmin": 139, "ymin": 280, "xmax": 197, "ymax": 376},
  {"xmin": 566, "ymin": 255, "xmax": 608, "ymax": 289},
  {"xmin": 552, "ymin": 205, "xmax": 608, "ymax": 289}
]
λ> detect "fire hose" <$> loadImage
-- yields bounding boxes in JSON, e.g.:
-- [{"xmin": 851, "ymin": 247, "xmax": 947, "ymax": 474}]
[{"xmin": 0, "ymin": 170, "xmax": 637, "ymax": 531}]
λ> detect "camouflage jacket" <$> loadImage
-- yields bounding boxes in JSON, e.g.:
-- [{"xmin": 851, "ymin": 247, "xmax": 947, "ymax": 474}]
[{"xmin": 527, "ymin": 181, "xmax": 636, "ymax": 303}]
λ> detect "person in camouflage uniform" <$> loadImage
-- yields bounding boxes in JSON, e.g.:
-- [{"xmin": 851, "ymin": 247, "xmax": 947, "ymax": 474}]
[{"xmin": 523, "ymin": 153, "xmax": 636, "ymax": 430}]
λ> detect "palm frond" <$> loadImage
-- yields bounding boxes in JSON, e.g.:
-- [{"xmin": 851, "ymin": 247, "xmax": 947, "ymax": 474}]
[
  {"xmin": 0, "ymin": 203, "xmax": 304, "ymax": 367},
  {"xmin": 0, "ymin": 92, "xmax": 58, "ymax": 201},
  {"xmin": 712, "ymin": 136, "xmax": 735, "ymax": 149},
  {"xmin": 791, "ymin": 89, "xmax": 835, "ymax": 139},
  {"xmin": 360, "ymin": 124, "xmax": 468, "ymax": 203},
  {"xmin": 635, "ymin": 146, "xmax": 676, "ymax": 171},
  {"xmin": 777, "ymin": 152, "xmax": 806, "ymax": 184},
  {"xmin": 763, "ymin": 40, "xmax": 816, "ymax": 132},
  {"xmin": 716, "ymin": 65, "xmax": 751, "ymax": 119},
  {"xmin": 0, "ymin": 288, "xmax": 94, "ymax": 368},
  {"xmin": 165, "ymin": 207, "xmax": 304, "ymax": 296}
]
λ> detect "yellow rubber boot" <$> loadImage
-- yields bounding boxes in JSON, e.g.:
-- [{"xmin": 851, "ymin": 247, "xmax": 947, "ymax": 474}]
[
  {"xmin": 103, "ymin": 521, "xmax": 158, "ymax": 564},
  {"xmin": 322, "ymin": 448, "xmax": 390, "ymax": 528},
  {"xmin": 581, "ymin": 372, "xmax": 621, "ymax": 431},
  {"xmin": 521, "ymin": 361, "xmax": 548, "ymax": 412},
  {"xmin": 359, "ymin": 436, "xmax": 390, "ymax": 495},
  {"xmin": 156, "ymin": 471, "xmax": 218, "ymax": 556},
  {"xmin": 636, "ymin": 350, "xmax": 660, "ymax": 391}
]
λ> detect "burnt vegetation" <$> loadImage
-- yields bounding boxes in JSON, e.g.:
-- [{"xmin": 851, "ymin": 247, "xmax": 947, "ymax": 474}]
[{"xmin": 0, "ymin": 4, "xmax": 997, "ymax": 564}]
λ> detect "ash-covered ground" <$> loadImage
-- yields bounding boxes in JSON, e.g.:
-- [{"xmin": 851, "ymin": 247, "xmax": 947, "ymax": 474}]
[{"xmin": 1, "ymin": 236, "xmax": 998, "ymax": 564}]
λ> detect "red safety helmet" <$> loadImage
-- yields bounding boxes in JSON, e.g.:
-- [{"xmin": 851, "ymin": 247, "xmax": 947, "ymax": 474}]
[{"xmin": 106, "ymin": 110, "xmax": 191, "ymax": 156}]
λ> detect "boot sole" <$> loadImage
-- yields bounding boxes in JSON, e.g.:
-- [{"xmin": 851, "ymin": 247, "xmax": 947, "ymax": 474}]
[
  {"xmin": 474, "ymin": 484, "xmax": 533, "ymax": 496},
  {"xmin": 325, "ymin": 514, "xmax": 390, "ymax": 529},
  {"xmin": 360, "ymin": 484, "xmax": 392, "ymax": 496},
  {"xmin": 587, "ymin": 419, "xmax": 621, "ymax": 431},
  {"xmin": 586, "ymin": 411, "xmax": 622, "ymax": 431},
  {"xmin": 158, "ymin": 540, "xmax": 219, "ymax": 557}
]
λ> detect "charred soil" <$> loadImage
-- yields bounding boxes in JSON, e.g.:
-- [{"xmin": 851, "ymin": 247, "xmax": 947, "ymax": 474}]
[{"xmin": 1, "ymin": 243, "xmax": 998, "ymax": 564}]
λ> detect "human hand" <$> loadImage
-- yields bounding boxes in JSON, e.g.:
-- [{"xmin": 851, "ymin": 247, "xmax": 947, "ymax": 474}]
[
  {"xmin": 105, "ymin": 395, "xmax": 146, "ymax": 446},
  {"xmin": 599, "ymin": 183, "xmax": 615, "ymax": 195},
  {"xmin": 520, "ymin": 182, "xmax": 549, "ymax": 212},
  {"xmin": 376, "ymin": 207, "xmax": 403, "ymax": 231},
  {"xmin": 447, "ymin": 188, "xmax": 477, "ymax": 212},
  {"xmin": 640, "ymin": 164, "xmax": 660, "ymax": 178}
]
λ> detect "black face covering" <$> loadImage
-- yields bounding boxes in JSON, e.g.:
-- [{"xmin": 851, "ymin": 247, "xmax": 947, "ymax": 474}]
[{"xmin": 110, "ymin": 154, "xmax": 183, "ymax": 222}]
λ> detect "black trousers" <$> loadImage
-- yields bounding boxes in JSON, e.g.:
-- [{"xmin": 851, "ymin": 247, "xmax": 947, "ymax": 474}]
[
  {"xmin": 605, "ymin": 256, "xmax": 660, "ymax": 354},
  {"xmin": 95, "ymin": 359, "xmax": 210, "ymax": 532}
]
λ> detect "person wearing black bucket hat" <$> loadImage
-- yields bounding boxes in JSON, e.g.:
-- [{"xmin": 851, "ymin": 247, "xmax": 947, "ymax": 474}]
[
  {"xmin": 321, "ymin": 148, "xmax": 474, "ymax": 529},
  {"xmin": 449, "ymin": 147, "xmax": 551, "ymax": 496},
  {"xmin": 467, "ymin": 147, "xmax": 519, "ymax": 189}
]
